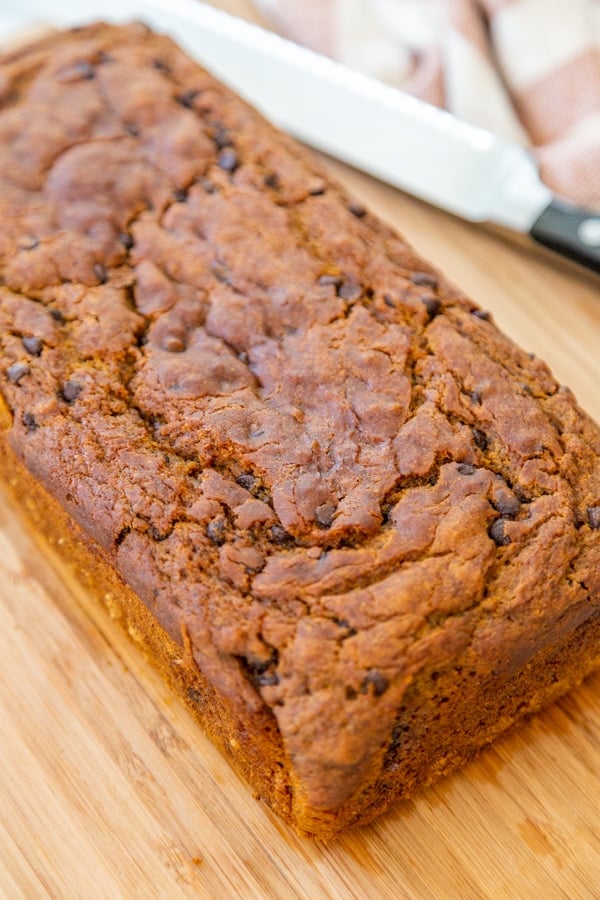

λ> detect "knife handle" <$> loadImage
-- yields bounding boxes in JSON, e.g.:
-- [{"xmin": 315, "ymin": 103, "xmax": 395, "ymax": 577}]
[{"xmin": 530, "ymin": 200, "xmax": 600, "ymax": 274}]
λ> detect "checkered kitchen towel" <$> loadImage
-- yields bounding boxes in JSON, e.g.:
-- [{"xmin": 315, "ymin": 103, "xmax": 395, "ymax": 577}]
[{"xmin": 255, "ymin": 0, "xmax": 600, "ymax": 208}]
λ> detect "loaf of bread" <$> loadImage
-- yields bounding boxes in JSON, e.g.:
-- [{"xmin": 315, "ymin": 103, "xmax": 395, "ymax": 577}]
[{"xmin": 0, "ymin": 22, "xmax": 599, "ymax": 839}]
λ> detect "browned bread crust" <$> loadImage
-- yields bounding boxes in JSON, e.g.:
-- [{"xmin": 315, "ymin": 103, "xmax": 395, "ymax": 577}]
[{"xmin": 0, "ymin": 23, "xmax": 599, "ymax": 838}]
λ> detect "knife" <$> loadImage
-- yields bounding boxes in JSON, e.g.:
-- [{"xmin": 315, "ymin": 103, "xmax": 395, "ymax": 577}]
[{"xmin": 2, "ymin": 0, "xmax": 600, "ymax": 274}]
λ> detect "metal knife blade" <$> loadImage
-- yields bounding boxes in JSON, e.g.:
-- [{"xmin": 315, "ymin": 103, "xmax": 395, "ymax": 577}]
[{"xmin": 1, "ymin": 0, "xmax": 599, "ymax": 272}]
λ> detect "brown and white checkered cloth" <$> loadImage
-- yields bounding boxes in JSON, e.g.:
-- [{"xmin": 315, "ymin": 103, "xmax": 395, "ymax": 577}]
[{"xmin": 255, "ymin": 0, "xmax": 600, "ymax": 208}]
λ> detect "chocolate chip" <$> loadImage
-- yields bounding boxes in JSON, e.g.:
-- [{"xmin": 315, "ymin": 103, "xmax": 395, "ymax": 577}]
[
  {"xmin": 318, "ymin": 274, "xmax": 343, "ymax": 287},
  {"xmin": 213, "ymin": 125, "xmax": 233, "ymax": 149},
  {"xmin": 472, "ymin": 427, "xmax": 488, "ymax": 451},
  {"xmin": 50, "ymin": 309, "xmax": 66, "ymax": 324},
  {"xmin": 93, "ymin": 262, "xmax": 108, "ymax": 284},
  {"xmin": 587, "ymin": 507, "xmax": 600, "ymax": 530},
  {"xmin": 173, "ymin": 188, "xmax": 187, "ymax": 203},
  {"xmin": 489, "ymin": 518, "xmax": 512, "ymax": 546},
  {"xmin": 492, "ymin": 493, "xmax": 520, "ymax": 518},
  {"xmin": 177, "ymin": 88, "xmax": 200, "ymax": 108},
  {"xmin": 119, "ymin": 232, "xmax": 134, "ymax": 250},
  {"xmin": 411, "ymin": 271, "xmax": 438, "ymax": 288},
  {"xmin": 74, "ymin": 60, "xmax": 95, "ymax": 80},
  {"xmin": 7, "ymin": 362, "xmax": 29, "ymax": 384},
  {"xmin": 338, "ymin": 281, "xmax": 362, "ymax": 302},
  {"xmin": 270, "ymin": 524, "xmax": 289, "ymax": 544},
  {"xmin": 211, "ymin": 260, "xmax": 231, "ymax": 284},
  {"xmin": 349, "ymin": 201, "xmax": 367, "ymax": 218},
  {"xmin": 22, "ymin": 336, "xmax": 42, "ymax": 356},
  {"xmin": 257, "ymin": 672, "xmax": 279, "ymax": 687},
  {"xmin": 457, "ymin": 463, "xmax": 477, "ymax": 475},
  {"xmin": 217, "ymin": 148, "xmax": 239, "ymax": 172},
  {"xmin": 315, "ymin": 503, "xmax": 336, "ymax": 528},
  {"xmin": 264, "ymin": 173, "xmax": 280, "ymax": 190},
  {"xmin": 18, "ymin": 236, "xmax": 39, "ymax": 251},
  {"xmin": 162, "ymin": 334, "xmax": 186, "ymax": 353},
  {"xmin": 22, "ymin": 411, "xmax": 38, "ymax": 432},
  {"xmin": 472, "ymin": 308, "xmax": 491, "ymax": 321},
  {"xmin": 237, "ymin": 474, "xmax": 256, "ymax": 491},
  {"xmin": 207, "ymin": 518, "xmax": 227, "ymax": 545},
  {"xmin": 61, "ymin": 380, "xmax": 82, "ymax": 402},
  {"xmin": 421, "ymin": 294, "xmax": 441, "ymax": 317},
  {"xmin": 363, "ymin": 670, "xmax": 389, "ymax": 697},
  {"xmin": 383, "ymin": 294, "xmax": 396, "ymax": 308}
]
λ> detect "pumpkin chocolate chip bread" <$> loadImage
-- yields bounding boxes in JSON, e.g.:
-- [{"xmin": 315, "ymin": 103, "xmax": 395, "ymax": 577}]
[{"xmin": 0, "ymin": 22, "xmax": 598, "ymax": 840}]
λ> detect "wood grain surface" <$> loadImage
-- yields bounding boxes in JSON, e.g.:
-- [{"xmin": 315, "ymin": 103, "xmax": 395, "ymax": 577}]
[{"xmin": 1, "ymin": 4, "xmax": 600, "ymax": 897}]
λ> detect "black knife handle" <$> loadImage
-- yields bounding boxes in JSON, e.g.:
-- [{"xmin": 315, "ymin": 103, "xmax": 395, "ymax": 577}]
[{"xmin": 530, "ymin": 200, "xmax": 600, "ymax": 273}]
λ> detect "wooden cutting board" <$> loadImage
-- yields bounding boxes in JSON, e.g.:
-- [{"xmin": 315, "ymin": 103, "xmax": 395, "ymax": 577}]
[{"xmin": 1, "ymin": 5, "xmax": 600, "ymax": 897}]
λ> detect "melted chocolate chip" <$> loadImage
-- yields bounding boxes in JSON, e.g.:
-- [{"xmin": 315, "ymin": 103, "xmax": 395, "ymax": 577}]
[
  {"xmin": 264, "ymin": 173, "xmax": 280, "ymax": 190},
  {"xmin": 411, "ymin": 271, "xmax": 438, "ymax": 289},
  {"xmin": 489, "ymin": 518, "xmax": 512, "ymax": 546},
  {"xmin": 421, "ymin": 294, "xmax": 441, "ymax": 317},
  {"xmin": 270, "ymin": 524, "xmax": 289, "ymax": 544},
  {"xmin": 119, "ymin": 232, "xmax": 134, "ymax": 250},
  {"xmin": 177, "ymin": 88, "xmax": 200, "ymax": 108},
  {"xmin": 50, "ymin": 309, "xmax": 66, "ymax": 324},
  {"xmin": 349, "ymin": 202, "xmax": 367, "ymax": 218},
  {"xmin": 363, "ymin": 670, "xmax": 389, "ymax": 697},
  {"xmin": 338, "ymin": 281, "xmax": 362, "ymax": 302},
  {"xmin": 74, "ymin": 60, "xmax": 95, "ymax": 79},
  {"xmin": 93, "ymin": 262, "xmax": 108, "ymax": 284},
  {"xmin": 61, "ymin": 380, "xmax": 82, "ymax": 402},
  {"xmin": 22, "ymin": 336, "xmax": 42, "ymax": 356},
  {"xmin": 213, "ymin": 125, "xmax": 233, "ymax": 149},
  {"xmin": 257, "ymin": 672, "xmax": 279, "ymax": 687},
  {"xmin": 173, "ymin": 188, "xmax": 187, "ymax": 203},
  {"xmin": 152, "ymin": 58, "xmax": 171, "ymax": 73},
  {"xmin": 237, "ymin": 474, "xmax": 256, "ymax": 492},
  {"xmin": 492, "ymin": 494, "xmax": 520, "ymax": 518},
  {"xmin": 472, "ymin": 308, "xmax": 491, "ymax": 321},
  {"xmin": 7, "ymin": 362, "xmax": 29, "ymax": 384},
  {"xmin": 217, "ymin": 148, "xmax": 239, "ymax": 172},
  {"xmin": 22, "ymin": 411, "xmax": 38, "ymax": 432},
  {"xmin": 315, "ymin": 503, "xmax": 336, "ymax": 528},
  {"xmin": 383, "ymin": 294, "xmax": 396, "ymax": 308},
  {"xmin": 472, "ymin": 427, "xmax": 488, "ymax": 451},
  {"xmin": 457, "ymin": 463, "xmax": 477, "ymax": 476},
  {"xmin": 207, "ymin": 518, "xmax": 227, "ymax": 545},
  {"xmin": 587, "ymin": 507, "xmax": 600, "ymax": 530}
]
